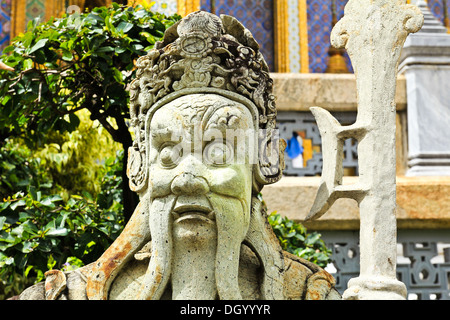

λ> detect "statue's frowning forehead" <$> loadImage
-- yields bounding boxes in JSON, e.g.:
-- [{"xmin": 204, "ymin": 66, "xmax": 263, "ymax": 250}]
[{"xmin": 150, "ymin": 94, "xmax": 254, "ymax": 134}]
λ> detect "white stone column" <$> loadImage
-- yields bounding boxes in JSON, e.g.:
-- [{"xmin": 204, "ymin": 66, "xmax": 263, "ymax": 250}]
[
  {"xmin": 399, "ymin": 0, "xmax": 450, "ymax": 176},
  {"xmin": 305, "ymin": 0, "xmax": 424, "ymax": 299}
]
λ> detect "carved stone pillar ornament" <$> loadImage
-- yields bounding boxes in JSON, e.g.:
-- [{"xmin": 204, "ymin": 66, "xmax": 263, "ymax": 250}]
[
  {"xmin": 306, "ymin": 0, "xmax": 424, "ymax": 299},
  {"xmin": 399, "ymin": 0, "xmax": 450, "ymax": 176}
]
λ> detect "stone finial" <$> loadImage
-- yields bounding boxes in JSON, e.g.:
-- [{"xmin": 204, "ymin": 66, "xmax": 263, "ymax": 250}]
[
  {"xmin": 325, "ymin": 0, "xmax": 350, "ymax": 74},
  {"xmin": 307, "ymin": 0, "xmax": 423, "ymax": 300}
]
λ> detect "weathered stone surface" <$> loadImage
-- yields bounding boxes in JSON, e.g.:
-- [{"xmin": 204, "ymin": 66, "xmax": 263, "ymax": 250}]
[
  {"xmin": 18, "ymin": 243, "xmax": 340, "ymax": 300},
  {"xmin": 262, "ymin": 176, "xmax": 450, "ymax": 230},
  {"xmin": 17, "ymin": 11, "xmax": 339, "ymax": 301},
  {"xmin": 304, "ymin": 0, "xmax": 423, "ymax": 300},
  {"xmin": 396, "ymin": 176, "xmax": 450, "ymax": 226}
]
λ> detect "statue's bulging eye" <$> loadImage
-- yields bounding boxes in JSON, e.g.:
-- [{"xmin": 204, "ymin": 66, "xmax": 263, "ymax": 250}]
[
  {"xmin": 159, "ymin": 143, "xmax": 183, "ymax": 168},
  {"xmin": 204, "ymin": 140, "xmax": 234, "ymax": 166}
]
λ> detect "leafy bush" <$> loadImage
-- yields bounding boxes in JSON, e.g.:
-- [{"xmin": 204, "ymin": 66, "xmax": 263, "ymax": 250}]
[
  {"xmin": 32, "ymin": 109, "xmax": 122, "ymax": 199},
  {"xmin": 0, "ymin": 142, "xmax": 124, "ymax": 300},
  {"xmin": 0, "ymin": 140, "xmax": 53, "ymax": 199},
  {"xmin": 0, "ymin": 2, "xmax": 179, "ymax": 299},
  {"xmin": 268, "ymin": 212, "xmax": 332, "ymax": 268},
  {"xmin": 0, "ymin": 3, "xmax": 180, "ymax": 145}
]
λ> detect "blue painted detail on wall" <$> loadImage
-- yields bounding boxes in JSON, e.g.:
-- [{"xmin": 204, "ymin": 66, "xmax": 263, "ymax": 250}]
[{"xmin": 206, "ymin": 0, "xmax": 275, "ymax": 71}]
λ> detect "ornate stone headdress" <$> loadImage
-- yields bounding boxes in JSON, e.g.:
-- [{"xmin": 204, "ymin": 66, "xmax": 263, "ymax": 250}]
[{"xmin": 127, "ymin": 10, "xmax": 284, "ymax": 194}]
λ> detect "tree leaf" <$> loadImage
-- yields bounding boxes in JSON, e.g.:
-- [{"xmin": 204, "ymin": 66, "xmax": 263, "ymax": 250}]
[
  {"xmin": 0, "ymin": 216, "xmax": 6, "ymax": 230},
  {"xmin": 95, "ymin": 46, "xmax": 115, "ymax": 53},
  {"xmin": 62, "ymin": 49, "xmax": 73, "ymax": 61},
  {"xmin": 21, "ymin": 220, "xmax": 39, "ymax": 235},
  {"xmin": 46, "ymin": 227, "xmax": 69, "ymax": 237},
  {"xmin": 117, "ymin": 21, "xmax": 133, "ymax": 33},
  {"xmin": 20, "ymin": 241, "xmax": 35, "ymax": 253},
  {"xmin": 28, "ymin": 38, "xmax": 48, "ymax": 54},
  {"xmin": 10, "ymin": 199, "xmax": 26, "ymax": 210},
  {"xmin": 23, "ymin": 58, "xmax": 33, "ymax": 70}
]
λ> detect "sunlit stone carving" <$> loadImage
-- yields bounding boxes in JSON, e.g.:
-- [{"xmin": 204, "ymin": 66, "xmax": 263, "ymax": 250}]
[{"xmin": 17, "ymin": 11, "xmax": 340, "ymax": 300}]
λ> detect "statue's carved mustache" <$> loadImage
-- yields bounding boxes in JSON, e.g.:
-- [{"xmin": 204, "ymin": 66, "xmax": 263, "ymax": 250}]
[
  {"xmin": 139, "ymin": 169, "xmax": 249, "ymax": 300},
  {"xmin": 171, "ymin": 172, "xmax": 210, "ymax": 195}
]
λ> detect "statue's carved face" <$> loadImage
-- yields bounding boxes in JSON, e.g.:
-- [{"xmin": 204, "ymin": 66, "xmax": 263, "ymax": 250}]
[
  {"xmin": 143, "ymin": 94, "xmax": 255, "ymax": 299},
  {"xmin": 148, "ymin": 94, "xmax": 254, "ymax": 237}
]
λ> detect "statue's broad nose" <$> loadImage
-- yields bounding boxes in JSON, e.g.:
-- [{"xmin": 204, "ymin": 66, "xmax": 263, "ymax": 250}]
[{"xmin": 171, "ymin": 172, "xmax": 210, "ymax": 195}]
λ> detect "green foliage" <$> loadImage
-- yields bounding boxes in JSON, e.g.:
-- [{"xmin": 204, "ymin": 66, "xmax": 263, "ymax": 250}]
[
  {"xmin": 0, "ymin": 3, "xmax": 180, "ymax": 147},
  {"xmin": 33, "ymin": 109, "xmax": 122, "ymax": 199},
  {"xmin": 0, "ymin": 140, "xmax": 52, "ymax": 199},
  {"xmin": 0, "ymin": 141, "xmax": 125, "ymax": 300},
  {"xmin": 268, "ymin": 212, "xmax": 332, "ymax": 268},
  {"xmin": 0, "ymin": 2, "xmax": 180, "ymax": 222},
  {"xmin": 1, "ymin": 109, "xmax": 121, "ymax": 201}
]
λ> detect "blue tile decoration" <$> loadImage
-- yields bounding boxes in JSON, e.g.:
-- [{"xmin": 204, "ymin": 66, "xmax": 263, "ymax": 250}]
[
  {"xmin": 201, "ymin": 0, "xmax": 213, "ymax": 11},
  {"xmin": 305, "ymin": 0, "xmax": 450, "ymax": 73},
  {"xmin": 428, "ymin": 0, "xmax": 450, "ymax": 25},
  {"xmin": 307, "ymin": 0, "xmax": 331, "ymax": 73},
  {"xmin": 0, "ymin": 0, "xmax": 11, "ymax": 54},
  {"xmin": 6, "ymin": 0, "xmax": 445, "ymax": 72},
  {"xmin": 307, "ymin": 0, "xmax": 353, "ymax": 73},
  {"xmin": 205, "ymin": 0, "xmax": 275, "ymax": 71}
]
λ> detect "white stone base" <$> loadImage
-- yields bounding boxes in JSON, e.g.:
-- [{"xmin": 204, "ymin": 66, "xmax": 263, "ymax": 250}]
[{"xmin": 343, "ymin": 276, "xmax": 407, "ymax": 300}]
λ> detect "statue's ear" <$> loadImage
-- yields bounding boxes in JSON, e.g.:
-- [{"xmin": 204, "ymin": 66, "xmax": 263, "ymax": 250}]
[
  {"xmin": 127, "ymin": 146, "xmax": 148, "ymax": 193},
  {"xmin": 252, "ymin": 132, "xmax": 286, "ymax": 192}
]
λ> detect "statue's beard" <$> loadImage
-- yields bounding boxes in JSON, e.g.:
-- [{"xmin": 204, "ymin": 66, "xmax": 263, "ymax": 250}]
[{"xmin": 138, "ymin": 193, "xmax": 249, "ymax": 300}]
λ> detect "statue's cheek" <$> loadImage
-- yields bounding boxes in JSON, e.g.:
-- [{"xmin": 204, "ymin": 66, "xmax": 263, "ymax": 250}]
[
  {"xmin": 148, "ymin": 166, "xmax": 176, "ymax": 198},
  {"xmin": 208, "ymin": 165, "xmax": 252, "ymax": 199}
]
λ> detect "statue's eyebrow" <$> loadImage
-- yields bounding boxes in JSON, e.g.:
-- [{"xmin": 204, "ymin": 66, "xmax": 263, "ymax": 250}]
[
  {"xmin": 150, "ymin": 127, "xmax": 182, "ymax": 144},
  {"xmin": 203, "ymin": 106, "xmax": 246, "ymax": 131}
]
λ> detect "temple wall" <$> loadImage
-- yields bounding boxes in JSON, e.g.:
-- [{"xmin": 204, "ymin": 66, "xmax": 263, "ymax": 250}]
[{"xmin": 263, "ymin": 73, "xmax": 450, "ymax": 231}]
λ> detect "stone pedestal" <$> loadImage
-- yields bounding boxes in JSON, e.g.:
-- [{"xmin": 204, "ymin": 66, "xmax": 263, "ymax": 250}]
[{"xmin": 399, "ymin": 1, "xmax": 450, "ymax": 176}]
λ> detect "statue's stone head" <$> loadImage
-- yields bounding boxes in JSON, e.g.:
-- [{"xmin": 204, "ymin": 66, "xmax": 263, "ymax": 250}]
[
  {"xmin": 127, "ymin": 10, "xmax": 285, "ymax": 196},
  {"xmin": 90, "ymin": 11, "xmax": 286, "ymax": 300}
]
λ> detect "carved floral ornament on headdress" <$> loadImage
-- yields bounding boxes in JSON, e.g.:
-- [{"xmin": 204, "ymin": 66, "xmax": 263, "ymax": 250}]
[{"xmin": 127, "ymin": 11, "xmax": 285, "ymax": 193}]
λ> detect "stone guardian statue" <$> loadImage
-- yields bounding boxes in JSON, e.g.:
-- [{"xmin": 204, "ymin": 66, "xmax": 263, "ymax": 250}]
[{"xmin": 18, "ymin": 11, "xmax": 340, "ymax": 300}]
